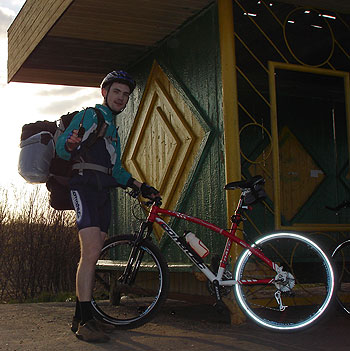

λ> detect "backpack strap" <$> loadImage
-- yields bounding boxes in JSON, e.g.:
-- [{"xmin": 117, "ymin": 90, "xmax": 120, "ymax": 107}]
[
  {"xmin": 71, "ymin": 162, "xmax": 112, "ymax": 175},
  {"xmin": 72, "ymin": 108, "xmax": 112, "ymax": 176},
  {"xmin": 77, "ymin": 108, "xmax": 108, "ymax": 153}
]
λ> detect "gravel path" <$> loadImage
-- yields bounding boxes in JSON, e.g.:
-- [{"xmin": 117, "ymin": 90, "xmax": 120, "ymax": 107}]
[{"xmin": 0, "ymin": 300, "xmax": 349, "ymax": 351}]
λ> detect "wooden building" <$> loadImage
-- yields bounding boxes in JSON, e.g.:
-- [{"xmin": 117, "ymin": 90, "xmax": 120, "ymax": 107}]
[{"xmin": 8, "ymin": 0, "xmax": 350, "ymax": 319}]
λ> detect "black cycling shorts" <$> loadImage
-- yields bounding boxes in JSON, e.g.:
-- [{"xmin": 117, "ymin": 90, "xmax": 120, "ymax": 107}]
[{"xmin": 70, "ymin": 186, "xmax": 111, "ymax": 233}]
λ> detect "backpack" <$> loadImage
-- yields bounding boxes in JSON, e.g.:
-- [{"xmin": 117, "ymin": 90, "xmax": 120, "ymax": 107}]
[{"xmin": 18, "ymin": 108, "xmax": 106, "ymax": 210}]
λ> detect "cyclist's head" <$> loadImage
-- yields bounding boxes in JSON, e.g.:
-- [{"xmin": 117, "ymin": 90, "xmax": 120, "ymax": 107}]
[
  {"xmin": 101, "ymin": 70, "xmax": 136, "ymax": 115},
  {"xmin": 101, "ymin": 70, "xmax": 136, "ymax": 93}
]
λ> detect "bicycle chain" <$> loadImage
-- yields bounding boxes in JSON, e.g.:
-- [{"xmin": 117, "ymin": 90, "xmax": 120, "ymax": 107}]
[
  {"xmin": 249, "ymin": 299, "xmax": 281, "ymax": 312},
  {"xmin": 248, "ymin": 289, "xmax": 294, "ymax": 312}
]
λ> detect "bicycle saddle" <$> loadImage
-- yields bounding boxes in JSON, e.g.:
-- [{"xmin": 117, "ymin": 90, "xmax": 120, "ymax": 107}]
[{"xmin": 224, "ymin": 175, "xmax": 265, "ymax": 190}]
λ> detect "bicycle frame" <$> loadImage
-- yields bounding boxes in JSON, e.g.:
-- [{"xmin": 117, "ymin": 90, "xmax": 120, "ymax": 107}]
[
  {"xmin": 93, "ymin": 177, "xmax": 335, "ymax": 331},
  {"xmin": 145, "ymin": 198, "xmax": 279, "ymax": 287}
]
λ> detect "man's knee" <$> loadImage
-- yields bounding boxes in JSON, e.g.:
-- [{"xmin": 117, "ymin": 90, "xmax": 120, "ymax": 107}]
[
  {"xmin": 79, "ymin": 227, "xmax": 104, "ymax": 263},
  {"xmin": 80, "ymin": 249, "xmax": 100, "ymax": 265}
]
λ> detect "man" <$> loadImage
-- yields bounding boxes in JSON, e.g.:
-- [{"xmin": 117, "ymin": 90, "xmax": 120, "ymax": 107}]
[{"xmin": 56, "ymin": 70, "xmax": 159, "ymax": 342}]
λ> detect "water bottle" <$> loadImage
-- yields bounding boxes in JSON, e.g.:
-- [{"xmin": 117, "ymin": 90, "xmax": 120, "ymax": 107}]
[{"xmin": 185, "ymin": 232, "xmax": 210, "ymax": 258}]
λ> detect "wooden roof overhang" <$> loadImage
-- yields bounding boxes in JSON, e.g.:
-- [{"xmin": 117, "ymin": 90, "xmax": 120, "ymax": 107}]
[
  {"xmin": 7, "ymin": 0, "xmax": 214, "ymax": 87},
  {"xmin": 7, "ymin": 0, "xmax": 350, "ymax": 88}
]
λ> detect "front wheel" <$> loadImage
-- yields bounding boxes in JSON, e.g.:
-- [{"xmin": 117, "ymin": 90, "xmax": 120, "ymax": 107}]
[
  {"xmin": 234, "ymin": 232, "xmax": 335, "ymax": 331},
  {"xmin": 332, "ymin": 239, "xmax": 350, "ymax": 315},
  {"xmin": 92, "ymin": 235, "xmax": 169, "ymax": 329}
]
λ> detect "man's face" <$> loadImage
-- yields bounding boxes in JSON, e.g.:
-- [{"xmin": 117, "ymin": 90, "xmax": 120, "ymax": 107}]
[{"xmin": 102, "ymin": 82, "xmax": 131, "ymax": 112}]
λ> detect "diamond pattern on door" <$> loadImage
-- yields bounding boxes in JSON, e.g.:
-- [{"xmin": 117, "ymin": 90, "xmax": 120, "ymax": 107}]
[
  {"xmin": 122, "ymin": 62, "xmax": 209, "ymax": 238},
  {"xmin": 250, "ymin": 127, "xmax": 325, "ymax": 222}
]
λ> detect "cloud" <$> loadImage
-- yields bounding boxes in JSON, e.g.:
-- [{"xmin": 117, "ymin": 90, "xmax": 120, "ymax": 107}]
[
  {"xmin": 38, "ymin": 89, "xmax": 101, "ymax": 116},
  {"xmin": 0, "ymin": 7, "xmax": 15, "ymax": 38},
  {"xmin": 8, "ymin": 0, "xmax": 25, "ymax": 9},
  {"xmin": 0, "ymin": 39, "xmax": 8, "ymax": 85},
  {"xmin": 36, "ymin": 86, "xmax": 96, "ymax": 98},
  {"xmin": 1, "ymin": 0, "xmax": 26, "ymax": 14}
]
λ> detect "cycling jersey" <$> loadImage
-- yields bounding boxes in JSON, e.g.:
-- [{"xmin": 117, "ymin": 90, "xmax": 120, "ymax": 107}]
[{"xmin": 56, "ymin": 104, "xmax": 132, "ymax": 189}]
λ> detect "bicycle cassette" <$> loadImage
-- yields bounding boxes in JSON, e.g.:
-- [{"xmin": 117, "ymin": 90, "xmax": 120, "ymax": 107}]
[{"xmin": 274, "ymin": 269, "xmax": 295, "ymax": 292}]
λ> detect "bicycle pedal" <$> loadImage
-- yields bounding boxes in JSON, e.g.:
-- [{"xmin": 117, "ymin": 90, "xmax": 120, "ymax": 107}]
[{"xmin": 213, "ymin": 301, "xmax": 227, "ymax": 314}]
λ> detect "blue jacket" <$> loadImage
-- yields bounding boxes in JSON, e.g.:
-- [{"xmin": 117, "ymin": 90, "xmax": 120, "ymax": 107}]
[{"xmin": 56, "ymin": 104, "xmax": 132, "ymax": 189}]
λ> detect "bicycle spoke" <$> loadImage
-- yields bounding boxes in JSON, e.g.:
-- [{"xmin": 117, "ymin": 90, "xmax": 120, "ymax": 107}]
[
  {"xmin": 332, "ymin": 239, "xmax": 350, "ymax": 315},
  {"xmin": 234, "ymin": 233, "xmax": 334, "ymax": 331},
  {"xmin": 92, "ymin": 235, "xmax": 169, "ymax": 328}
]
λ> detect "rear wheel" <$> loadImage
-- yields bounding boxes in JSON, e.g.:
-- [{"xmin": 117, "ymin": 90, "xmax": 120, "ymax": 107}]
[
  {"xmin": 92, "ymin": 235, "xmax": 169, "ymax": 329},
  {"xmin": 234, "ymin": 232, "xmax": 335, "ymax": 331},
  {"xmin": 332, "ymin": 239, "xmax": 350, "ymax": 315}
]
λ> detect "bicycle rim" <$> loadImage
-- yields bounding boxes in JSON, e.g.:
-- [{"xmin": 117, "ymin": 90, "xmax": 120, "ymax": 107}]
[
  {"xmin": 332, "ymin": 239, "xmax": 350, "ymax": 315},
  {"xmin": 92, "ymin": 235, "xmax": 169, "ymax": 329},
  {"xmin": 234, "ymin": 232, "xmax": 335, "ymax": 331}
]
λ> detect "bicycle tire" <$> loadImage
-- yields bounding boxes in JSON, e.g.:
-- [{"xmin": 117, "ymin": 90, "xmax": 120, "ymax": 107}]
[
  {"xmin": 92, "ymin": 235, "xmax": 169, "ymax": 329},
  {"xmin": 234, "ymin": 232, "xmax": 335, "ymax": 331},
  {"xmin": 332, "ymin": 239, "xmax": 350, "ymax": 315}
]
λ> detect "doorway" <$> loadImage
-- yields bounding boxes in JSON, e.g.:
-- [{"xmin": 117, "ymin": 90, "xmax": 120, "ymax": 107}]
[{"xmin": 269, "ymin": 62, "xmax": 350, "ymax": 230}]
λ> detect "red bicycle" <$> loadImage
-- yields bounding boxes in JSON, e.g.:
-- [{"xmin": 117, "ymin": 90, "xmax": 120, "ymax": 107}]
[{"xmin": 92, "ymin": 176, "xmax": 335, "ymax": 331}]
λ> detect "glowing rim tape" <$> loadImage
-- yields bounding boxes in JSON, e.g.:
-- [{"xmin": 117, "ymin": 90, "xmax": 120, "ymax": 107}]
[{"xmin": 234, "ymin": 232, "xmax": 335, "ymax": 330}]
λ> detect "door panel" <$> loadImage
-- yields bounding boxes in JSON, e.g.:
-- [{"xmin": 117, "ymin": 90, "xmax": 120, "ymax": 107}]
[{"xmin": 274, "ymin": 68, "xmax": 350, "ymax": 227}]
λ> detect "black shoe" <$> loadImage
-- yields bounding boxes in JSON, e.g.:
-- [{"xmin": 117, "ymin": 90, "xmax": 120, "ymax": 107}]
[
  {"xmin": 75, "ymin": 320, "xmax": 110, "ymax": 343},
  {"xmin": 71, "ymin": 316, "xmax": 80, "ymax": 333},
  {"xmin": 94, "ymin": 319, "xmax": 116, "ymax": 333},
  {"xmin": 71, "ymin": 316, "xmax": 115, "ymax": 334}
]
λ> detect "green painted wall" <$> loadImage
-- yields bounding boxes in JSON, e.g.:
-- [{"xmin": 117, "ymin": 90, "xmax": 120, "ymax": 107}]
[
  {"xmin": 110, "ymin": 4, "xmax": 228, "ymax": 266},
  {"xmin": 110, "ymin": 0, "xmax": 350, "ymax": 271}
]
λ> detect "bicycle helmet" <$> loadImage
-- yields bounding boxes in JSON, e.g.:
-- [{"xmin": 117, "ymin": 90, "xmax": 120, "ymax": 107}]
[{"xmin": 100, "ymin": 70, "xmax": 136, "ymax": 93}]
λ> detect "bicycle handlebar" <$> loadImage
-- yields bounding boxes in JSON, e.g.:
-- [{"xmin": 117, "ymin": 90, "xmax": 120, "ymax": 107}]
[
  {"xmin": 127, "ymin": 189, "xmax": 162, "ymax": 206},
  {"xmin": 145, "ymin": 198, "xmax": 162, "ymax": 206}
]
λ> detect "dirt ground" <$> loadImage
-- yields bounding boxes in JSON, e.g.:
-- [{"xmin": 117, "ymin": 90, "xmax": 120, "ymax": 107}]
[{"xmin": 0, "ymin": 300, "xmax": 349, "ymax": 351}]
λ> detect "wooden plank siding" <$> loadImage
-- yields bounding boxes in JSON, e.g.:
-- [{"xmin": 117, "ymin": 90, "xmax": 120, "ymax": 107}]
[
  {"xmin": 7, "ymin": 0, "xmax": 73, "ymax": 83},
  {"xmin": 8, "ymin": 0, "xmax": 214, "ymax": 86},
  {"xmin": 7, "ymin": 0, "xmax": 350, "ymax": 86},
  {"xmin": 112, "ymin": 4, "xmax": 227, "ymax": 274},
  {"xmin": 48, "ymin": 0, "xmax": 207, "ymax": 45},
  {"xmin": 8, "ymin": 68, "xmax": 103, "ymax": 88}
]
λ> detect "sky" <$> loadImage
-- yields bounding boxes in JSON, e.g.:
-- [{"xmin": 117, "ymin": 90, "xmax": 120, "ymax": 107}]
[{"xmin": 0, "ymin": 0, "xmax": 101, "ymax": 190}]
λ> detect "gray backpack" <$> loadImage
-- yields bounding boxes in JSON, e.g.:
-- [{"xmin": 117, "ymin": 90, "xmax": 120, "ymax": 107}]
[{"xmin": 18, "ymin": 108, "xmax": 106, "ymax": 209}]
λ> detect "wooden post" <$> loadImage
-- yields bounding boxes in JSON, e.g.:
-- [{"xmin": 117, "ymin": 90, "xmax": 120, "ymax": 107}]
[{"xmin": 218, "ymin": 0, "xmax": 245, "ymax": 324}]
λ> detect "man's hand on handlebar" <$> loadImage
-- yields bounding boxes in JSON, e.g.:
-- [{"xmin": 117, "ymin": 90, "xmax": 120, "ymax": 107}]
[
  {"xmin": 127, "ymin": 178, "xmax": 162, "ymax": 205},
  {"xmin": 140, "ymin": 183, "xmax": 159, "ymax": 200}
]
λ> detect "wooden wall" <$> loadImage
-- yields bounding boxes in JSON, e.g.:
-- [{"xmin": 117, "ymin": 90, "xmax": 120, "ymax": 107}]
[
  {"xmin": 7, "ymin": 0, "xmax": 73, "ymax": 83},
  {"xmin": 110, "ymin": 5, "xmax": 227, "ymax": 297}
]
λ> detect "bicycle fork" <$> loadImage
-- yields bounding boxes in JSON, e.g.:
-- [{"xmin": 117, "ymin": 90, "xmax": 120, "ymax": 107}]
[{"xmin": 119, "ymin": 223, "xmax": 149, "ymax": 285}]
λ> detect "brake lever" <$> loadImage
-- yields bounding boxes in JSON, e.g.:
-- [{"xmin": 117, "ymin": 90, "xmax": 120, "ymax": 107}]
[{"xmin": 127, "ymin": 189, "xmax": 162, "ymax": 207}]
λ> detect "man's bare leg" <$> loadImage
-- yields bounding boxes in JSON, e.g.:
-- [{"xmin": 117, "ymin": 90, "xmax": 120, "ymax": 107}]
[{"xmin": 76, "ymin": 227, "xmax": 106, "ymax": 301}]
